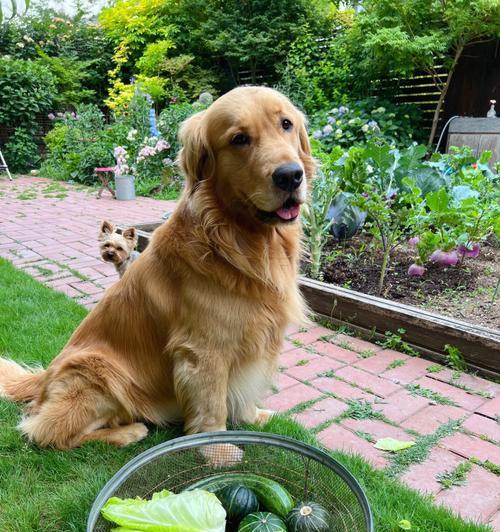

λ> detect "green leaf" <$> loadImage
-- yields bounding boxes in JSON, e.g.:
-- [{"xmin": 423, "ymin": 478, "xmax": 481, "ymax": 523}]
[
  {"xmin": 398, "ymin": 519, "xmax": 412, "ymax": 530},
  {"xmin": 374, "ymin": 437, "xmax": 415, "ymax": 452},
  {"xmin": 425, "ymin": 188, "xmax": 450, "ymax": 213}
]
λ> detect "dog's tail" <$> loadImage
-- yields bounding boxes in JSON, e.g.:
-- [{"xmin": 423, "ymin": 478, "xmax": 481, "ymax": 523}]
[{"xmin": 0, "ymin": 358, "xmax": 45, "ymax": 402}]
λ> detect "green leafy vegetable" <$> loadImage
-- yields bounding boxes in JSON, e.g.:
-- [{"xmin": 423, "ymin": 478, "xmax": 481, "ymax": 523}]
[
  {"xmin": 101, "ymin": 489, "xmax": 226, "ymax": 531},
  {"xmin": 374, "ymin": 438, "xmax": 415, "ymax": 452}
]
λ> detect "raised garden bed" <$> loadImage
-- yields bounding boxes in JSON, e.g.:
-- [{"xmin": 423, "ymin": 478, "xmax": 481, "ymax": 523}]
[{"xmin": 122, "ymin": 221, "xmax": 500, "ymax": 377}]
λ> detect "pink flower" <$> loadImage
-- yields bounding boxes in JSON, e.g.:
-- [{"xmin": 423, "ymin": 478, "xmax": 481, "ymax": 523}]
[
  {"xmin": 47, "ymin": 113, "xmax": 55, "ymax": 120},
  {"xmin": 457, "ymin": 243, "xmax": 480, "ymax": 258},
  {"xmin": 408, "ymin": 236, "xmax": 419, "ymax": 247},
  {"xmin": 155, "ymin": 139, "xmax": 170, "ymax": 152},
  {"xmin": 408, "ymin": 263, "xmax": 425, "ymax": 276}
]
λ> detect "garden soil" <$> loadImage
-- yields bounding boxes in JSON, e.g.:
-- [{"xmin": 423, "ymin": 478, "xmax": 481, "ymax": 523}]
[{"xmin": 303, "ymin": 238, "xmax": 499, "ymax": 330}]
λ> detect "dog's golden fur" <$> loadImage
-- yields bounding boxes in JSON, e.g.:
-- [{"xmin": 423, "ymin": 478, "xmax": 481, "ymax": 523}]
[{"xmin": 0, "ymin": 86, "xmax": 314, "ymax": 451}]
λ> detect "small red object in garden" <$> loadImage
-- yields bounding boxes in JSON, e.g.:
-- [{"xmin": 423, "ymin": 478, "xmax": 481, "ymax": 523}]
[{"xmin": 95, "ymin": 167, "xmax": 116, "ymax": 199}]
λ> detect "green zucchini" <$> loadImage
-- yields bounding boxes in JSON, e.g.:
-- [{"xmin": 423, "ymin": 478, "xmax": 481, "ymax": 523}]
[
  {"xmin": 238, "ymin": 511, "xmax": 287, "ymax": 532},
  {"xmin": 186, "ymin": 473, "xmax": 294, "ymax": 517}
]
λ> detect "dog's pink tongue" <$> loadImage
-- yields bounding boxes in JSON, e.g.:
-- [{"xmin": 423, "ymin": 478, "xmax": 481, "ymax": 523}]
[{"xmin": 276, "ymin": 203, "xmax": 300, "ymax": 220}]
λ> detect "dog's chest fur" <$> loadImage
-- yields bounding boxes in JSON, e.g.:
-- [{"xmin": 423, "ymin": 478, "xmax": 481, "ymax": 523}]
[{"xmin": 117, "ymin": 250, "xmax": 140, "ymax": 277}]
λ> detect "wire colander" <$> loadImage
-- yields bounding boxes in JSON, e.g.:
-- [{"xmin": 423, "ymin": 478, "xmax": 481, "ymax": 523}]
[{"xmin": 87, "ymin": 431, "xmax": 373, "ymax": 531}]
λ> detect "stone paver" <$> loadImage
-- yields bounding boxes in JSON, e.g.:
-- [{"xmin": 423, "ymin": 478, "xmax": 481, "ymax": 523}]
[
  {"xmin": 435, "ymin": 465, "xmax": 500, "ymax": 524},
  {"xmin": 293, "ymin": 397, "xmax": 348, "ymax": 429},
  {"xmin": 2, "ymin": 176, "xmax": 499, "ymax": 526},
  {"xmin": 401, "ymin": 447, "xmax": 465, "ymax": 495},
  {"xmin": 401, "ymin": 404, "xmax": 466, "ymax": 435},
  {"xmin": 318, "ymin": 423, "xmax": 389, "ymax": 469},
  {"xmin": 440, "ymin": 432, "xmax": 500, "ymax": 464}
]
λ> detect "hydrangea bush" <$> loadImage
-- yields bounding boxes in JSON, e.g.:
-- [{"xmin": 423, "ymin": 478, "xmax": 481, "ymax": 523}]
[{"xmin": 309, "ymin": 99, "xmax": 422, "ymax": 152}]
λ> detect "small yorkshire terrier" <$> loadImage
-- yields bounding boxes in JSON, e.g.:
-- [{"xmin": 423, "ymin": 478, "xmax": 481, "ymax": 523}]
[{"xmin": 98, "ymin": 220, "xmax": 140, "ymax": 278}]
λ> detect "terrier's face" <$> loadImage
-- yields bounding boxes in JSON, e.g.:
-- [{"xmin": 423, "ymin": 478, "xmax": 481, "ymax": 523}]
[{"xmin": 98, "ymin": 220, "xmax": 138, "ymax": 267}]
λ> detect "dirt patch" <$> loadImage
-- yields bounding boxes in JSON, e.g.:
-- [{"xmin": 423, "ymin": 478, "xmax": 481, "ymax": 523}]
[{"xmin": 302, "ymin": 237, "xmax": 500, "ymax": 330}]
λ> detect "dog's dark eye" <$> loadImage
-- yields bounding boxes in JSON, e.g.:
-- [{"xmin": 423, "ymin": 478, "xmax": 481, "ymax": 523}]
[
  {"xmin": 282, "ymin": 119, "xmax": 293, "ymax": 131},
  {"xmin": 117, "ymin": 246, "xmax": 123, "ymax": 251},
  {"xmin": 104, "ymin": 243, "xmax": 110, "ymax": 248},
  {"xmin": 231, "ymin": 133, "xmax": 250, "ymax": 146}
]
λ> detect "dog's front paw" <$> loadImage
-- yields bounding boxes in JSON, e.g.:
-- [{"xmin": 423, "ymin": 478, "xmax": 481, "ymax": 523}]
[
  {"xmin": 255, "ymin": 408, "xmax": 275, "ymax": 426},
  {"xmin": 200, "ymin": 443, "xmax": 244, "ymax": 467},
  {"xmin": 115, "ymin": 423, "xmax": 149, "ymax": 446}
]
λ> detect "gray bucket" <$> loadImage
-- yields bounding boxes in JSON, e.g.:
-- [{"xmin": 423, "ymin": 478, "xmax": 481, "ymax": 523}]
[{"xmin": 115, "ymin": 175, "xmax": 135, "ymax": 201}]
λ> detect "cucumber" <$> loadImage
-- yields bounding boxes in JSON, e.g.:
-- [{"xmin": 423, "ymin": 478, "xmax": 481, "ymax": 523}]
[{"xmin": 186, "ymin": 473, "xmax": 294, "ymax": 517}]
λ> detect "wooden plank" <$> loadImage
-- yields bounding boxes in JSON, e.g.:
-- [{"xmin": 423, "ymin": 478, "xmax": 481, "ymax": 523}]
[
  {"xmin": 447, "ymin": 134, "xmax": 480, "ymax": 156},
  {"xmin": 478, "ymin": 134, "xmax": 500, "ymax": 163},
  {"xmin": 299, "ymin": 277, "xmax": 500, "ymax": 375},
  {"xmin": 449, "ymin": 117, "xmax": 500, "ymax": 133}
]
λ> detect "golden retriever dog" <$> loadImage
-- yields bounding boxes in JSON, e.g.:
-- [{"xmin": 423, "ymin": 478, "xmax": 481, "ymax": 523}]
[{"xmin": 0, "ymin": 87, "xmax": 314, "ymax": 459}]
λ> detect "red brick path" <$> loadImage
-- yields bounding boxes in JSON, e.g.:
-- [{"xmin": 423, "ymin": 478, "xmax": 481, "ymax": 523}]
[{"xmin": 1, "ymin": 177, "xmax": 499, "ymax": 528}]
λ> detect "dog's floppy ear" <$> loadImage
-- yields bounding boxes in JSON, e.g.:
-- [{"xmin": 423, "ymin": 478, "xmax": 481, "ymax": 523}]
[
  {"xmin": 298, "ymin": 113, "xmax": 316, "ymax": 181},
  {"xmin": 178, "ymin": 111, "xmax": 214, "ymax": 192},
  {"xmin": 122, "ymin": 227, "xmax": 138, "ymax": 247},
  {"xmin": 100, "ymin": 220, "xmax": 115, "ymax": 236}
]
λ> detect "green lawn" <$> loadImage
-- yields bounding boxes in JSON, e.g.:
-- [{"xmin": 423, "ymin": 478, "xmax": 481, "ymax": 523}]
[{"xmin": 0, "ymin": 258, "xmax": 491, "ymax": 532}]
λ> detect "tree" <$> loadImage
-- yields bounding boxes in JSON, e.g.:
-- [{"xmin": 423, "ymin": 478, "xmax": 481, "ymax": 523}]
[{"xmin": 357, "ymin": 0, "xmax": 500, "ymax": 148}]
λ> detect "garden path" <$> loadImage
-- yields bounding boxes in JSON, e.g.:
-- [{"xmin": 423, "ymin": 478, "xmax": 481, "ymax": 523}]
[{"xmin": 1, "ymin": 177, "xmax": 499, "ymax": 529}]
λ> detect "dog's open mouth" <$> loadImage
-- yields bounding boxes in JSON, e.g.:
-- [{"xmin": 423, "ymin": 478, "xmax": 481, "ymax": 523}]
[{"xmin": 257, "ymin": 198, "xmax": 301, "ymax": 223}]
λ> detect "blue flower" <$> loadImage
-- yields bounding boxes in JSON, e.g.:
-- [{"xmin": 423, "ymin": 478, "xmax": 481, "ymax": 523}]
[{"xmin": 312, "ymin": 130, "xmax": 323, "ymax": 139}]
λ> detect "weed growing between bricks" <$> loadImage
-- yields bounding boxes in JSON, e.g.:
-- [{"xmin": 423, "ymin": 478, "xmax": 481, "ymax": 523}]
[
  {"xmin": 385, "ymin": 418, "xmax": 463, "ymax": 478},
  {"xmin": 386, "ymin": 358, "xmax": 407, "ymax": 370},
  {"xmin": 405, "ymin": 383, "xmax": 457, "ymax": 406},
  {"xmin": 438, "ymin": 460, "xmax": 473, "ymax": 488},
  {"xmin": 470, "ymin": 457, "xmax": 500, "ymax": 476}
]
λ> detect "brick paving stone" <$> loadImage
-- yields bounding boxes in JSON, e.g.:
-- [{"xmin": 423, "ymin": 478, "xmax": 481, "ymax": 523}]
[
  {"xmin": 272, "ymin": 372, "xmax": 299, "ymax": 393},
  {"xmin": 311, "ymin": 377, "xmax": 376, "ymax": 402},
  {"xmin": 435, "ymin": 465, "xmax": 500, "ymax": 524},
  {"xmin": 414, "ymin": 376, "xmax": 487, "ymax": 411},
  {"xmin": 341, "ymin": 418, "xmax": 413, "ymax": 442},
  {"xmin": 46, "ymin": 275, "xmax": 84, "ymax": 288},
  {"xmin": 332, "ymin": 334, "xmax": 383, "ymax": 354},
  {"xmin": 279, "ymin": 348, "xmax": 318, "ymax": 369},
  {"xmin": 286, "ymin": 356, "xmax": 344, "ymax": 381},
  {"xmin": 383, "ymin": 357, "xmax": 432, "ymax": 385},
  {"xmin": 281, "ymin": 339, "xmax": 296, "ymax": 352},
  {"xmin": 488, "ymin": 511, "xmax": 500, "ymax": 531},
  {"xmin": 429, "ymin": 369, "xmax": 499, "ymax": 397},
  {"xmin": 476, "ymin": 396, "xmax": 500, "ymax": 420},
  {"xmin": 354, "ymin": 350, "xmax": 410, "ymax": 374},
  {"xmin": 400, "ymin": 447, "xmax": 465, "ymax": 495},
  {"xmin": 372, "ymin": 389, "xmax": 430, "ymax": 423},
  {"xmin": 440, "ymin": 432, "xmax": 500, "ymax": 464},
  {"xmin": 55, "ymin": 284, "xmax": 84, "ymax": 298},
  {"xmin": 401, "ymin": 404, "xmax": 466, "ymax": 435},
  {"xmin": 462, "ymin": 414, "xmax": 500, "ymax": 442},
  {"xmin": 69, "ymin": 281, "xmax": 103, "ymax": 295},
  {"xmin": 310, "ymin": 341, "xmax": 359, "ymax": 364},
  {"xmin": 288, "ymin": 326, "xmax": 333, "ymax": 344},
  {"xmin": 318, "ymin": 423, "xmax": 389, "ymax": 469},
  {"xmin": 335, "ymin": 366, "xmax": 401, "ymax": 398},
  {"xmin": 263, "ymin": 383, "xmax": 322, "ymax": 412},
  {"xmin": 293, "ymin": 397, "xmax": 349, "ymax": 429}
]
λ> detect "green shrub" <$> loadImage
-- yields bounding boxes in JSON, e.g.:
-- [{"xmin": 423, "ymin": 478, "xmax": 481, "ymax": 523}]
[
  {"xmin": 4, "ymin": 128, "xmax": 39, "ymax": 173},
  {"xmin": 0, "ymin": 58, "xmax": 56, "ymax": 130},
  {"xmin": 309, "ymin": 99, "xmax": 423, "ymax": 151}
]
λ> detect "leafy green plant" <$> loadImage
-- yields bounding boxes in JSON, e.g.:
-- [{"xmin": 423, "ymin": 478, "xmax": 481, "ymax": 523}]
[
  {"xmin": 310, "ymin": 99, "xmax": 422, "ymax": 151},
  {"xmin": 4, "ymin": 127, "xmax": 39, "ymax": 173},
  {"xmin": 378, "ymin": 329, "xmax": 419, "ymax": 356},
  {"xmin": 301, "ymin": 145, "xmax": 340, "ymax": 279},
  {"xmin": 0, "ymin": 57, "xmax": 56, "ymax": 130},
  {"xmin": 444, "ymin": 345, "xmax": 467, "ymax": 372},
  {"xmin": 437, "ymin": 460, "xmax": 472, "ymax": 489}
]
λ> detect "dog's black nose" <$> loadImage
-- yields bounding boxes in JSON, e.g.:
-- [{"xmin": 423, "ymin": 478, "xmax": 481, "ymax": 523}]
[{"xmin": 272, "ymin": 163, "xmax": 303, "ymax": 192}]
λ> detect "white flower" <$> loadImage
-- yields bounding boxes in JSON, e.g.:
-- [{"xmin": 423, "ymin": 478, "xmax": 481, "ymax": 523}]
[
  {"xmin": 361, "ymin": 124, "xmax": 369, "ymax": 132},
  {"xmin": 16, "ymin": 42, "xmax": 25, "ymax": 48},
  {"xmin": 335, "ymin": 128, "xmax": 343, "ymax": 136},
  {"xmin": 126, "ymin": 129, "xmax": 137, "ymax": 141},
  {"xmin": 366, "ymin": 164, "xmax": 374, "ymax": 174},
  {"xmin": 331, "ymin": 108, "xmax": 338, "ymax": 114},
  {"xmin": 348, "ymin": 119, "xmax": 356, "ymax": 125},
  {"xmin": 323, "ymin": 125, "xmax": 333, "ymax": 135}
]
